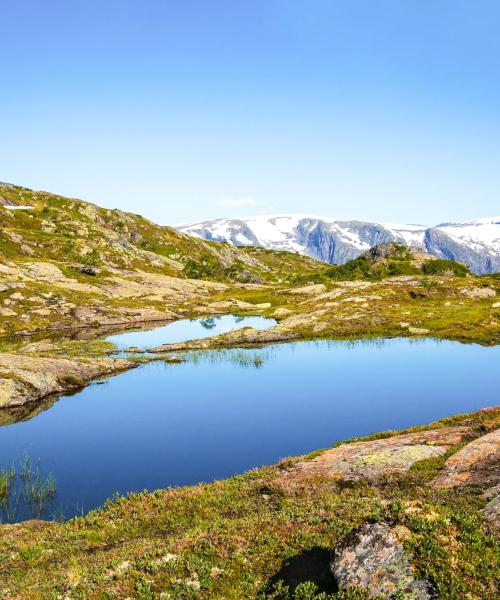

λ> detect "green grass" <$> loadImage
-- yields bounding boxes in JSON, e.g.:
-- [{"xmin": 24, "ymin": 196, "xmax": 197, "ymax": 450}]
[
  {"xmin": 0, "ymin": 410, "xmax": 497, "ymax": 598},
  {"xmin": 0, "ymin": 455, "xmax": 57, "ymax": 523}
]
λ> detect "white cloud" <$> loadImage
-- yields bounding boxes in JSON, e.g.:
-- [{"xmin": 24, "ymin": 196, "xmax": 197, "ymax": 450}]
[{"xmin": 216, "ymin": 196, "xmax": 260, "ymax": 207}]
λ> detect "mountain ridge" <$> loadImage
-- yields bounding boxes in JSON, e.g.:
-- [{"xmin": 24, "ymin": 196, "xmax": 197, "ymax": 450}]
[{"xmin": 177, "ymin": 214, "xmax": 500, "ymax": 274}]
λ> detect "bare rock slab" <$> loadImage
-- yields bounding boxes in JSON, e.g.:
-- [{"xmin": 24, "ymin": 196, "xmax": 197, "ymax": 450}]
[
  {"xmin": 331, "ymin": 522, "xmax": 436, "ymax": 599},
  {"xmin": 150, "ymin": 326, "xmax": 298, "ymax": 353},
  {"xmin": 431, "ymin": 428, "xmax": 499, "ymax": 490},
  {"xmin": 289, "ymin": 426, "xmax": 470, "ymax": 482},
  {"xmin": 0, "ymin": 353, "xmax": 133, "ymax": 407}
]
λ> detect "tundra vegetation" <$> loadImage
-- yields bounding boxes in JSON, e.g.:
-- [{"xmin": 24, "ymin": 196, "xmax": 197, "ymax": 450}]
[
  {"xmin": 0, "ymin": 410, "xmax": 498, "ymax": 598},
  {"xmin": 0, "ymin": 183, "xmax": 499, "ymax": 597}
]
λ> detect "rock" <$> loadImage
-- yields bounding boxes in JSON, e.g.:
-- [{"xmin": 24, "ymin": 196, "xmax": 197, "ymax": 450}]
[
  {"xmin": 408, "ymin": 327, "xmax": 430, "ymax": 335},
  {"xmin": 0, "ymin": 354, "xmax": 134, "ymax": 408},
  {"xmin": 493, "ymin": 302, "xmax": 500, "ymax": 308},
  {"xmin": 31, "ymin": 308, "xmax": 52, "ymax": 316},
  {"xmin": 255, "ymin": 302, "xmax": 271, "ymax": 308},
  {"xmin": 19, "ymin": 340, "xmax": 56, "ymax": 353},
  {"xmin": 208, "ymin": 300, "xmax": 235, "ymax": 310},
  {"xmin": 74, "ymin": 264, "xmax": 99, "ymax": 276},
  {"xmin": 6, "ymin": 231, "xmax": 24, "ymax": 243},
  {"xmin": 431, "ymin": 428, "xmax": 499, "ymax": 490},
  {"xmin": 337, "ymin": 281, "xmax": 372, "ymax": 289},
  {"xmin": 287, "ymin": 426, "xmax": 470, "ymax": 482},
  {"xmin": 277, "ymin": 310, "xmax": 325, "ymax": 330},
  {"xmin": 0, "ymin": 308, "xmax": 17, "ymax": 316},
  {"xmin": 331, "ymin": 522, "xmax": 436, "ymax": 599},
  {"xmin": 341, "ymin": 296, "xmax": 370, "ymax": 303},
  {"xmin": 20, "ymin": 244, "xmax": 35, "ymax": 256},
  {"xmin": 286, "ymin": 283, "xmax": 327, "ymax": 296},
  {"xmin": 25, "ymin": 262, "xmax": 66, "ymax": 281},
  {"xmin": 150, "ymin": 326, "xmax": 298, "ymax": 353},
  {"xmin": 461, "ymin": 287, "xmax": 496, "ymax": 299},
  {"xmin": 273, "ymin": 307, "xmax": 293, "ymax": 318},
  {"xmin": 314, "ymin": 289, "xmax": 345, "ymax": 302},
  {"xmin": 482, "ymin": 494, "xmax": 499, "ymax": 532},
  {"xmin": 0, "ymin": 284, "xmax": 9, "ymax": 293}
]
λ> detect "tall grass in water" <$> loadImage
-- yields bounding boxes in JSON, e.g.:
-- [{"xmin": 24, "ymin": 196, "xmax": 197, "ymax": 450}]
[{"xmin": 0, "ymin": 454, "xmax": 57, "ymax": 523}]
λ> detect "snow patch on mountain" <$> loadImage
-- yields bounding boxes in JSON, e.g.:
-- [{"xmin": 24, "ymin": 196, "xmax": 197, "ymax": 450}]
[{"xmin": 177, "ymin": 214, "xmax": 500, "ymax": 274}]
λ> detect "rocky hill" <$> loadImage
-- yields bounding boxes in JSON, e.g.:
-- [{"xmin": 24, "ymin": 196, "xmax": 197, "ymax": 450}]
[
  {"xmin": 325, "ymin": 242, "xmax": 471, "ymax": 281},
  {"xmin": 0, "ymin": 183, "xmax": 327, "ymax": 335},
  {"xmin": 0, "ymin": 184, "xmax": 324, "ymax": 285},
  {"xmin": 0, "ymin": 183, "xmax": 499, "ymax": 345},
  {"xmin": 1, "ymin": 183, "xmax": 499, "ymax": 413},
  {"xmin": 178, "ymin": 214, "xmax": 500, "ymax": 274}
]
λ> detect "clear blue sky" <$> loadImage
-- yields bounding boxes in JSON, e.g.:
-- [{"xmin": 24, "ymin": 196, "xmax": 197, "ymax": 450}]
[{"xmin": 1, "ymin": 1, "xmax": 499, "ymax": 225}]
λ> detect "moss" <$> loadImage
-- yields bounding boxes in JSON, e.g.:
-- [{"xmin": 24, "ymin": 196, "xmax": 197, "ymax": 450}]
[
  {"xmin": 422, "ymin": 259, "xmax": 470, "ymax": 277},
  {"xmin": 57, "ymin": 374, "xmax": 85, "ymax": 388},
  {"xmin": 0, "ymin": 410, "xmax": 498, "ymax": 598}
]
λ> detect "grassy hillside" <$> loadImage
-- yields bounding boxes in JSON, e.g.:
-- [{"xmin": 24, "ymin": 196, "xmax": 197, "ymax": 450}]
[
  {"xmin": 0, "ymin": 185, "xmax": 499, "ymax": 598},
  {"xmin": 0, "ymin": 409, "xmax": 498, "ymax": 598},
  {"xmin": 0, "ymin": 183, "xmax": 499, "ymax": 344},
  {"xmin": 0, "ymin": 183, "xmax": 326, "ymax": 285},
  {"xmin": 0, "ymin": 183, "xmax": 329, "ymax": 336},
  {"xmin": 292, "ymin": 243, "xmax": 471, "ymax": 283}
]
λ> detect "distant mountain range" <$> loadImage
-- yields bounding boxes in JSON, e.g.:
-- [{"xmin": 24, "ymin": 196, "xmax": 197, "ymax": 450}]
[{"xmin": 177, "ymin": 215, "xmax": 500, "ymax": 274}]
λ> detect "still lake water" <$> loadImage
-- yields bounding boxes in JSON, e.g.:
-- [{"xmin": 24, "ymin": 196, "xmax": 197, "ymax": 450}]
[
  {"xmin": 106, "ymin": 314, "xmax": 276, "ymax": 350},
  {"xmin": 0, "ymin": 331, "xmax": 499, "ymax": 521}
]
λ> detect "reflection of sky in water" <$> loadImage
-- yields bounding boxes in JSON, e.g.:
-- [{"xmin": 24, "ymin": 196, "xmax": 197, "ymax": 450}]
[
  {"xmin": 0, "ymin": 337, "xmax": 498, "ymax": 522},
  {"xmin": 106, "ymin": 314, "xmax": 276, "ymax": 350}
]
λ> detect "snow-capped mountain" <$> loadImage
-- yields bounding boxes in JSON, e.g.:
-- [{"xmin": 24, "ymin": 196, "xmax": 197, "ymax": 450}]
[{"xmin": 177, "ymin": 215, "xmax": 500, "ymax": 274}]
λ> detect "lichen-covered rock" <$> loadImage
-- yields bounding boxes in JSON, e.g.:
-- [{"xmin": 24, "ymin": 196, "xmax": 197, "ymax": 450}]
[
  {"xmin": 331, "ymin": 522, "xmax": 436, "ymax": 599},
  {"xmin": 0, "ymin": 353, "xmax": 134, "ymax": 407},
  {"xmin": 431, "ymin": 428, "xmax": 499, "ymax": 490},
  {"xmin": 288, "ymin": 426, "xmax": 470, "ymax": 482},
  {"xmin": 482, "ymin": 494, "xmax": 500, "ymax": 533},
  {"xmin": 150, "ymin": 326, "xmax": 298, "ymax": 353},
  {"xmin": 461, "ymin": 287, "xmax": 496, "ymax": 299},
  {"xmin": 286, "ymin": 283, "xmax": 327, "ymax": 296},
  {"xmin": 408, "ymin": 327, "xmax": 430, "ymax": 335}
]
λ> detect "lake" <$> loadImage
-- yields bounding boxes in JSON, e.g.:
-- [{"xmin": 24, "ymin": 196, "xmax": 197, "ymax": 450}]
[
  {"xmin": 106, "ymin": 314, "xmax": 276, "ymax": 350},
  {"xmin": 0, "ymin": 328, "xmax": 498, "ymax": 522}
]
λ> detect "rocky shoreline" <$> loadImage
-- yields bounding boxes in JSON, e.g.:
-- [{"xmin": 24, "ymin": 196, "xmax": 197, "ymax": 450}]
[
  {"xmin": 0, "ymin": 407, "xmax": 498, "ymax": 597},
  {"xmin": 0, "ymin": 353, "xmax": 135, "ymax": 410}
]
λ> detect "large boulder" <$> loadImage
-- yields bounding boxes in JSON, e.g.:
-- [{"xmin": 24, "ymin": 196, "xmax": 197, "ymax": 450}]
[
  {"xmin": 331, "ymin": 522, "xmax": 436, "ymax": 599},
  {"xmin": 431, "ymin": 428, "xmax": 499, "ymax": 490}
]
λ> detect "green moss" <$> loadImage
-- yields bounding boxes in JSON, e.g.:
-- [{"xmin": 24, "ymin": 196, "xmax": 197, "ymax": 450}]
[{"xmin": 0, "ymin": 410, "xmax": 497, "ymax": 598}]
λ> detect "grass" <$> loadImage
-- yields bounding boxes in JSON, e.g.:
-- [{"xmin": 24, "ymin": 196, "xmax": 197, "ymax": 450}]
[
  {"xmin": 0, "ymin": 183, "xmax": 499, "ymax": 348},
  {"xmin": 0, "ymin": 410, "xmax": 497, "ymax": 598},
  {"xmin": 0, "ymin": 184, "xmax": 499, "ymax": 596},
  {"xmin": 0, "ymin": 454, "xmax": 57, "ymax": 523}
]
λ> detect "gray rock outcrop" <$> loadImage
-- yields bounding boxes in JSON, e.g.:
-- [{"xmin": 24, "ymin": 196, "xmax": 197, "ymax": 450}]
[{"xmin": 331, "ymin": 522, "xmax": 436, "ymax": 598}]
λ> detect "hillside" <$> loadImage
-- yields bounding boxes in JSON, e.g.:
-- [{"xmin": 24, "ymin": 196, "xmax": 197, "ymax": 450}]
[
  {"xmin": 0, "ymin": 183, "xmax": 325, "ymax": 283},
  {"xmin": 0, "ymin": 183, "xmax": 498, "ymax": 347},
  {"xmin": 0, "ymin": 185, "xmax": 499, "ymax": 598},
  {"xmin": 0, "ymin": 182, "xmax": 499, "ymax": 412},
  {"xmin": 0, "ymin": 183, "xmax": 327, "ymax": 336},
  {"xmin": 178, "ymin": 214, "xmax": 500, "ymax": 274},
  {"xmin": 323, "ymin": 243, "xmax": 471, "ymax": 282},
  {"xmin": 1, "ymin": 408, "xmax": 498, "ymax": 598}
]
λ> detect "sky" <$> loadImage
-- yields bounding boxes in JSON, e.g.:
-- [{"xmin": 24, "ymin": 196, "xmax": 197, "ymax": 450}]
[{"xmin": 1, "ymin": 0, "xmax": 499, "ymax": 225}]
